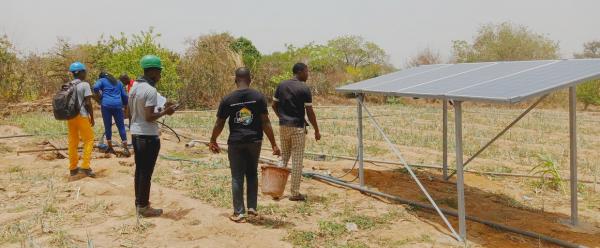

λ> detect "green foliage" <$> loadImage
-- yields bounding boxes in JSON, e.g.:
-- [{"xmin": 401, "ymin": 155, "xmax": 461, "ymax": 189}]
[
  {"xmin": 530, "ymin": 154, "xmax": 565, "ymax": 193},
  {"xmin": 255, "ymin": 36, "xmax": 393, "ymax": 98},
  {"xmin": 453, "ymin": 22, "xmax": 559, "ymax": 62},
  {"xmin": 286, "ymin": 230, "xmax": 316, "ymax": 248},
  {"xmin": 231, "ymin": 37, "xmax": 261, "ymax": 70},
  {"xmin": 0, "ymin": 35, "xmax": 20, "ymax": 101},
  {"xmin": 327, "ymin": 35, "xmax": 388, "ymax": 68},
  {"xmin": 576, "ymin": 80, "xmax": 600, "ymax": 110},
  {"xmin": 318, "ymin": 220, "xmax": 346, "ymax": 237},
  {"xmin": 97, "ymin": 28, "xmax": 180, "ymax": 99},
  {"xmin": 575, "ymin": 41, "xmax": 600, "ymax": 110},
  {"xmin": 0, "ymin": 31, "xmax": 392, "ymax": 106}
]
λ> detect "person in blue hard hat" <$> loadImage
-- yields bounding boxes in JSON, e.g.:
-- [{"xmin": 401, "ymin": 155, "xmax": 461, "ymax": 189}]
[
  {"xmin": 93, "ymin": 71, "xmax": 130, "ymax": 156},
  {"xmin": 128, "ymin": 55, "xmax": 177, "ymax": 217},
  {"xmin": 67, "ymin": 62, "xmax": 96, "ymax": 178}
]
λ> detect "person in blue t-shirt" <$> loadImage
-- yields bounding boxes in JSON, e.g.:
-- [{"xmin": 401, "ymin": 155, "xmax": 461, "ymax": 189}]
[{"xmin": 93, "ymin": 72, "xmax": 129, "ymax": 156}]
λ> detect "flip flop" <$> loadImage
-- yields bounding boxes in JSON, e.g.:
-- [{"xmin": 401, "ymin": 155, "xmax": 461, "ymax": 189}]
[{"xmin": 229, "ymin": 214, "xmax": 246, "ymax": 223}]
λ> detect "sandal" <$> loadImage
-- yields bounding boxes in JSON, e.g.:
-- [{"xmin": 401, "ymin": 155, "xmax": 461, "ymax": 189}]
[
  {"xmin": 229, "ymin": 213, "xmax": 246, "ymax": 223},
  {"xmin": 247, "ymin": 209, "xmax": 258, "ymax": 217}
]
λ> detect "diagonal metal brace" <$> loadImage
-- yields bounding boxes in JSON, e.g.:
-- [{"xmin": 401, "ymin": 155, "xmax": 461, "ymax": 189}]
[
  {"xmin": 445, "ymin": 94, "xmax": 548, "ymax": 180},
  {"xmin": 359, "ymin": 100, "xmax": 463, "ymax": 242}
]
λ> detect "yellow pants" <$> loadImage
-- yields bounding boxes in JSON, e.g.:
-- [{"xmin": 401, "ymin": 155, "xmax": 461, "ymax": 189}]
[{"xmin": 67, "ymin": 115, "xmax": 94, "ymax": 170}]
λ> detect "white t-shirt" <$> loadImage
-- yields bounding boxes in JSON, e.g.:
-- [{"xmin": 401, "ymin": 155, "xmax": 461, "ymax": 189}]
[
  {"xmin": 128, "ymin": 81, "xmax": 159, "ymax": 135},
  {"xmin": 73, "ymin": 80, "xmax": 92, "ymax": 117}
]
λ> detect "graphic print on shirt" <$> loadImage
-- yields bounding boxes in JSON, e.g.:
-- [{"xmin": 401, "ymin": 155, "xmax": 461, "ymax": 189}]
[{"xmin": 234, "ymin": 106, "xmax": 254, "ymax": 126}]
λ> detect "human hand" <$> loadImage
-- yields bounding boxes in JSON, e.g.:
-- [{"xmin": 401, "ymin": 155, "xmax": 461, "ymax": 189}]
[
  {"xmin": 208, "ymin": 142, "xmax": 220, "ymax": 154},
  {"xmin": 272, "ymin": 145, "xmax": 281, "ymax": 156},
  {"xmin": 314, "ymin": 131, "xmax": 321, "ymax": 141},
  {"xmin": 164, "ymin": 105, "xmax": 176, "ymax": 116}
]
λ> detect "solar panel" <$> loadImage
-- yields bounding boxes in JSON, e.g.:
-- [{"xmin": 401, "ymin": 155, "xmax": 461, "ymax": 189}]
[{"xmin": 336, "ymin": 59, "xmax": 600, "ymax": 103}]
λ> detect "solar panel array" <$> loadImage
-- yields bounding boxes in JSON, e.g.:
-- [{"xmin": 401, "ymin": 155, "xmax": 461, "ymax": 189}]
[{"xmin": 336, "ymin": 59, "xmax": 600, "ymax": 103}]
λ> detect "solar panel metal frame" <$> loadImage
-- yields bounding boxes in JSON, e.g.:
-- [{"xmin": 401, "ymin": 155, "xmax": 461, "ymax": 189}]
[{"xmin": 336, "ymin": 59, "xmax": 600, "ymax": 104}]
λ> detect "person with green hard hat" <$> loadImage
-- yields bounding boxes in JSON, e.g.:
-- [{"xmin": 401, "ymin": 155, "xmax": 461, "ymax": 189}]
[{"xmin": 128, "ymin": 55, "xmax": 177, "ymax": 217}]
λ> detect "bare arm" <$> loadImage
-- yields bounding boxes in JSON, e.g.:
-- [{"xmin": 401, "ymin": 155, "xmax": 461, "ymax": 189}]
[
  {"xmin": 272, "ymin": 101, "xmax": 281, "ymax": 118},
  {"xmin": 208, "ymin": 118, "xmax": 226, "ymax": 153},
  {"xmin": 306, "ymin": 106, "xmax": 320, "ymax": 141},
  {"xmin": 261, "ymin": 114, "xmax": 281, "ymax": 156},
  {"xmin": 84, "ymin": 96, "xmax": 95, "ymax": 126}
]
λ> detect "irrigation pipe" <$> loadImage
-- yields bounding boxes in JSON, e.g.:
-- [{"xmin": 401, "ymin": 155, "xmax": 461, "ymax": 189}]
[
  {"xmin": 174, "ymin": 130, "xmax": 588, "ymax": 246},
  {"xmin": 183, "ymin": 139, "xmax": 600, "ymax": 185},
  {"xmin": 17, "ymin": 144, "xmax": 133, "ymax": 155},
  {"xmin": 305, "ymin": 173, "xmax": 587, "ymax": 248},
  {"xmin": 0, "ymin": 134, "xmax": 35, "ymax": 139}
]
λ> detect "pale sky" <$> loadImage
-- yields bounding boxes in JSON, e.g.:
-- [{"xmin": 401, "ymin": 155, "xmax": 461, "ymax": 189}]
[{"xmin": 2, "ymin": 0, "xmax": 599, "ymax": 67}]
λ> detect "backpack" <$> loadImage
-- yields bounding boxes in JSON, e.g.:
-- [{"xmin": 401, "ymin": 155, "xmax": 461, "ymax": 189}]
[{"xmin": 52, "ymin": 79, "xmax": 81, "ymax": 120}]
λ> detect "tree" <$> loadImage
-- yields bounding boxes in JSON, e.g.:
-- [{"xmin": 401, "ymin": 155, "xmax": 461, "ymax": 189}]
[
  {"xmin": 574, "ymin": 41, "xmax": 600, "ymax": 58},
  {"xmin": 231, "ymin": 37, "xmax": 261, "ymax": 71},
  {"xmin": 97, "ymin": 28, "xmax": 180, "ymax": 99},
  {"xmin": 327, "ymin": 35, "xmax": 388, "ymax": 68},
  {"xmin": 406, "ymin": 47, "xmax": 443, "ymax": 68},
  {"xmin": 574, "ymin": 40, "xmax": 600, "ymax": 110},
  {"xmin": 452, "ymin": 22, "xmax": 559, "ymax": 62},
  {"xmin": 0, "ymin": 35, "xmax": 20, "ymax": 101}
]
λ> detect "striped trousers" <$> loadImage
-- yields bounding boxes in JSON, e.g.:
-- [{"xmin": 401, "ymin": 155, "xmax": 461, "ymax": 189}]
[{"xmin": 280, "ymin": 126, "xmax": 306, "ymax": 196}]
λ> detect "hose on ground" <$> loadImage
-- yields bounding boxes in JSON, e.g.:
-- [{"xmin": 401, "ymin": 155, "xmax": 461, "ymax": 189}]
[{"xmin": 304, "ymin": 172, "xmax": 588, "ymax": 248}]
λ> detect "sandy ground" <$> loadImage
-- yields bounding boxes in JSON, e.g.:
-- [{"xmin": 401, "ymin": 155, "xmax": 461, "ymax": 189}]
[{"xmin": 1, "ymin": 124, "xmax": 600, "ymax": 248}]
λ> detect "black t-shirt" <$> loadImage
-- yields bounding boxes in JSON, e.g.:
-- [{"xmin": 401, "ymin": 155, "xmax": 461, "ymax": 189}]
[
  {"xmin": 273, "ymin": 79, "xmax": 313, "ymax": 127},
  {"xmin": 217, "ymin": 88, "xmax": 268, "ymax": 145}
]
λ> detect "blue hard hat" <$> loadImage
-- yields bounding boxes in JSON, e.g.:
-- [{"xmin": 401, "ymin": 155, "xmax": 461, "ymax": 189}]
[{"xmin": 69, "ymin": 62, "xmax": 86, "ymax": 72}]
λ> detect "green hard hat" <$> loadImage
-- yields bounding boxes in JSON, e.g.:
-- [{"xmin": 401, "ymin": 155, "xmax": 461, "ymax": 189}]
[{"xmin": 140, "ymin": 55, "xmax": 162, "ymax": 69}]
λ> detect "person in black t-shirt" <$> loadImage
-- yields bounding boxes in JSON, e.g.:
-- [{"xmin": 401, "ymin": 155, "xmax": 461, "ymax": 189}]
[
  {"xmin": 209, "ymin": 67, "xmax": 281, "ymax": 223},
  {"xmin": 272, "ymin": 63, "xmax": 321, "ymax": 202}
]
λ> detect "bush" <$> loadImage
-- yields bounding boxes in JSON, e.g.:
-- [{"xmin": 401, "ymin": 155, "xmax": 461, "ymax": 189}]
[
  {"xmin": 178, "ymin": 33, "xmax": 243, "ymax": 108},
  {"xmin": 577, "ymin": 80, "xmax": 600, "ymax": 110},
  {"xmin": 97, "ymin": 28, "xmax": 181, "ymax": 99}
]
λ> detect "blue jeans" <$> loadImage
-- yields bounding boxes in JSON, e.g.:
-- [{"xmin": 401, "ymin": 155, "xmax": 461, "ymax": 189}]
[{"xmin": 101, "ymin": 106, "xmax": 127, "ymax": 142}]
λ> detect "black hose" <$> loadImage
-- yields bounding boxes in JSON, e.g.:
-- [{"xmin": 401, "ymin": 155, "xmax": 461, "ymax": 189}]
[
  {"xmin": 332, "ymin": 154, "xmax": 359, "ymax": 182},
  {"xmin": 304, "ymin": 172, "xmax": 588, "ymax": 248},
  {"xmin": 157, "ymin": 120, "xmax": 181, "ymax": 142}
]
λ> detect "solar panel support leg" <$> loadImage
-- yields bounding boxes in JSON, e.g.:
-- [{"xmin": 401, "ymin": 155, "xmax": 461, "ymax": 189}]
[
  {"xmin": 359, "ymin": 100, "xmax": 463, "ymax": 242},
  {"xmin": 454, "ymin": 101, "xmax": 467, "ymax": 241},
  {"xmin": 445, "ymin": 95, "xmax": 548, "ymax": 180},
  {"xmin": 443, "ymin": 100, "xmax": 449, "ymax": 180},
  {"xmin": 357, "ymin": 94, "xmax": 365, "ymax": 188},
  {"xmin": 569, "ymin": 86, "xmax": 578, "ymax": 226}
]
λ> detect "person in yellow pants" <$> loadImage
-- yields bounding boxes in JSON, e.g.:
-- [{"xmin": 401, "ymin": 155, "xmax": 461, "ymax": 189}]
[
  {"xmin": 67, "ymin": 62, "xmax": 96, "ymax": 178},
  {"xmin": 68, "ymin": 115, "xmax": 94, "ymax": 174}
]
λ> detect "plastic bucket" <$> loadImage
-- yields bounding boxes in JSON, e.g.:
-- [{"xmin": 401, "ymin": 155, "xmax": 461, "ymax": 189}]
[{"xmin": 261, "ymin": 165, "xmax": 291, "ymax": 198}]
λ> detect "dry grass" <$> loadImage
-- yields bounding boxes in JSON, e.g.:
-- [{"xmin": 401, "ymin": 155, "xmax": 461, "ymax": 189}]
[{"xmin": 2, "ymin": 102, "xmax": 600, "ymax": 247}]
